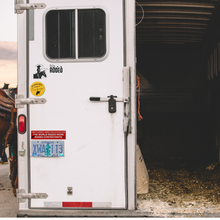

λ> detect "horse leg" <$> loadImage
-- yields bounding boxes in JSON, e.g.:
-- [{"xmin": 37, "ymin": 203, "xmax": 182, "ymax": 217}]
[
  {"xmin": 12, "ymin": 172, "xmax": 18, "ymax": 196},
  {"xmin": 11, "ymin": 131, "xmax": 18, "ymax": 195},
  {"xmin": 11, "ymin": 163, "xmax": 17, "ymax": 189},
  {"xmin": 0, "ymin": 118, "xmax": 10, "ymax": 140},
  {"xmin": 0, "ymin": 118, "xmax": 10, "ymax": 161},
  {"xmin": 1, "ymin": 108, "xmax": 16, "ymax": 163},
  {"xmin": 0, "ymin": 145, "xmax": 8, "ymax": 162}
]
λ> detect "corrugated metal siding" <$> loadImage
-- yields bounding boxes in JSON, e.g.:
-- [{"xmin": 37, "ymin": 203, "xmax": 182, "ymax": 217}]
[{"xmin": 136, "ymin": 0, "xmax": 218, "ymax": 44}]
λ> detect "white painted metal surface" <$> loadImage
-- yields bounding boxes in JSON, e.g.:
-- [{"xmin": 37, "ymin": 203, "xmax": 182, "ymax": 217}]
[
  {"xmin": 29, "ymin": 0, "xmax": 125, "ymax": 209},
  {"xmin": 17, "ymin": 0, "xmax": 136, "ymax": 215}
]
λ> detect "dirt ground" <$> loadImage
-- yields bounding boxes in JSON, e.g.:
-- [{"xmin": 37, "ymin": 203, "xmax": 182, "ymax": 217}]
[
  {"xmin": 0, "ymin": 163, "xmax": 18, "ymax": 217},
  {"xmin": 1, "ymin": 155, "xmax": 220, "ymax": 217},
  {"xmin": 137, "ymin": 159, "xmax": 220, "ymax": 217}
]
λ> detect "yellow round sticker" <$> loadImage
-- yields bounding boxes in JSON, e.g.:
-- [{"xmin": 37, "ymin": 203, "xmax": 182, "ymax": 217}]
[{"xmin": 30, "ymin": 82, "xmax": 45, "ymax": 97}]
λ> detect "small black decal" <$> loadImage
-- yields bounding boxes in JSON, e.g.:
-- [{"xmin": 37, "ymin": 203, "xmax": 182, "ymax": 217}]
[
  {"xmin": 50, "ymin": 65, "xmax": 64, "ymax": 73},
  {"xmin": 33, "ymin": 65, "xmax": 47, "ymax": 79}
]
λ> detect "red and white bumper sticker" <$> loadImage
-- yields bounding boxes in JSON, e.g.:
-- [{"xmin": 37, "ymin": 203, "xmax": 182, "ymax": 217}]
[
  {"xmin": 31, "ymin": 130, "xmax": 66, "ymax": 139},
  {"xmin": 44, "ymin": 202, "xmax": 111, "ymax": 208}
]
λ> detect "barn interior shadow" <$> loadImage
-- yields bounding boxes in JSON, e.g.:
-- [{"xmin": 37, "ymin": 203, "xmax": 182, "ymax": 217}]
[{"xmin": 136, "ymin": 44, "xmax": 220, "ymax": 215}]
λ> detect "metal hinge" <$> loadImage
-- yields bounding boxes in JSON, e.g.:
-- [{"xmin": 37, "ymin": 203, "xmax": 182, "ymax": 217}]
[
  {"xmin": 15, "ymin": 0, "xmax": 46, "ymax": 14},
  {"xmin": 15, "ymin": 94, "xmax": 47, "ymax": 109},
  {"xmin": 16, "ymin": 189, "xmax": 48, "ymax": 203}
]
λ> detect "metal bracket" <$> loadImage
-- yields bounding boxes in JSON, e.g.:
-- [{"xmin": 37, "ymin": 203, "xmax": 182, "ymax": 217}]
[
  {"xmin": 67, "ymin": 187, "xmax": 73, "ymax": 196},
  {"xmin": 123, "ymin": 67, "xmax": 131, "ymax": 133},
  {"xmin": 89, "ymin": 97, "xmax": 128, "ymax": 103},
  {"xmin": 19, "ymin": 141, "xmax": 25, "ymax": 156},
  {"xmin": 15, "ymin": 0, "xmax": 46, "ymax": 14},
  {"xmin": 16, "ymin": 189, "xmax": 48, "ymax": 203},
  {"xmin": 15, "ymin": 94, "xmax": 47, "ymax": 109}
]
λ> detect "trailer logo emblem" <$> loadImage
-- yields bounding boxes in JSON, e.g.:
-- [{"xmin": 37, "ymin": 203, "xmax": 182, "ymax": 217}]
[
  {"xmin": 33, "ymin": 64, "xmax": 47, "ymax": 79},
  {"xmin": 30, "ymin": 82, "xmax": 45, "ymax": 97},
  {"xmin": 50, "ymin": 65, "xmax": 63, "ymax": 73}
]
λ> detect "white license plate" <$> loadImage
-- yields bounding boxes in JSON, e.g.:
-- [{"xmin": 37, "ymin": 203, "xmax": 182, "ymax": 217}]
[{"xmin": 31, "ymin": 141, "xmax": 64, "ymax": 157}]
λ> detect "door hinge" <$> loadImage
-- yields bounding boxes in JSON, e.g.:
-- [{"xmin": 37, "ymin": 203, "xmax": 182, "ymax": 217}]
[
  {"xmin": 16, "ymin": 189, "xmax": 48, "ymax": 203},
  {"xmin": 15, "ymin": 0, "xmax": 46, "ymax": 14},
  {"xmin": 15, "ymin": 94, "xmax": 47, "ymax": 109}
]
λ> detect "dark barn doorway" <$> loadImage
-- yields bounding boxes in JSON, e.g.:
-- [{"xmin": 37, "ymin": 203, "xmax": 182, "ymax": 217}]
[{"xmin": 136, "ymin": 0, "xmax": 220, "ymax": 216}]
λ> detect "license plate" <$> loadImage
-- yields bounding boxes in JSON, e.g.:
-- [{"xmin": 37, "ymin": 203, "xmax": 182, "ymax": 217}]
[{"xmin": 31, "ymin": 141, "xmax": 64, "ymax": 157}]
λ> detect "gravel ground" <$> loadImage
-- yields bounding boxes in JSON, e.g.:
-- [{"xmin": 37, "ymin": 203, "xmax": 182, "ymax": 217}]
[
  {"xmin": 138, "ymin": 159, "xmax": 220, "ymax": 217},
  {"xmin": 0, "ymin": 163, "xmax": 18, "ymax": 217},
  {"xmin": 1, "ymin": 157, "xmax": 220, "ymax": 217}
]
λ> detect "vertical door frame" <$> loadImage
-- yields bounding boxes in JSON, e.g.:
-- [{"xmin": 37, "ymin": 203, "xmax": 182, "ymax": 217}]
[
  {"xmin": 125, "ymin": 0, "xmax": 136, "ymax": 210},
  {"xmin": 17, "ymin": 0, "xmax": 29, "ymax": 211}
]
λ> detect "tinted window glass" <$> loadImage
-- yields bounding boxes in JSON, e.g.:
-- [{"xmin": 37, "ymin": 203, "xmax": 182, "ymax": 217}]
[
  {"xmin": 46, "ymin": 10, "xmax": 75, "ymax": 59},
  {"xmin": 46, "ymin": 9, "xmax": 106, "ymax": 59},
  {"xmin": 78, "ymin": 9, "xmax": 106, "ymax": 58}
]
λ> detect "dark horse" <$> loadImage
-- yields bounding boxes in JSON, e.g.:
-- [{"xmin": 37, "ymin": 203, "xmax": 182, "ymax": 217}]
[{"xmin": 0, "ymin": 88, "xmax": 18, "ymax": 196}]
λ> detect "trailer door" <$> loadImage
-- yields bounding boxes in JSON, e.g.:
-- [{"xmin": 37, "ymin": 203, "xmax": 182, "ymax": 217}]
[{"xmin": 28, "ymin": 0, "xmax": 127, "ymax": 209}]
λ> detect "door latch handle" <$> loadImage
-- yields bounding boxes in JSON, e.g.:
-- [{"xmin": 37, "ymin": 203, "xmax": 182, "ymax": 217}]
[
  {"xmin": 89, "ymin": 95, "xmax": 129, "ymax": 113},
  {"xmin": 108, "ymin": 95, "xmax": 117, "ymax": 113},
  {"xmin": 15, "ymin": 94, "xmax": 47, "ymax": 109}
]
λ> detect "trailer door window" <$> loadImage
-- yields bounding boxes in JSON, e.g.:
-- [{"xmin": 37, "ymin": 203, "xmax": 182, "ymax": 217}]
[
  {"xmin": 45, "ymin": 9, "xmax": 106, "ymax": 60},
  {"xmin": 46, "ymin": 10, "xmax": 75, "ymax": 59},
  {"xmin": 78, "ymin": 9, "xmax": 106, "ymax": 58}
]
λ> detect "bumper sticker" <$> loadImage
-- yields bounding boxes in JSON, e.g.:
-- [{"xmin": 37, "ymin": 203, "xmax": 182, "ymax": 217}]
[
  {"xmin": 33, "ymin": 64, "xmax": 47, "ymax": 79},
  {"xmin": 30, "ymin": 82, "xmax": 45, "ymax": 97},
  {"xmin": 31, "ymin": 130, "xmax": 66, "ymax": 139}
]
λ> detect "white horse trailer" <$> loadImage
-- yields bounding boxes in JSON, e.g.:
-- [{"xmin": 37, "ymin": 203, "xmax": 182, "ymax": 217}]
[{"xmin": 15, "ymin": 0, "xmax": 138, "ymax": 217}]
